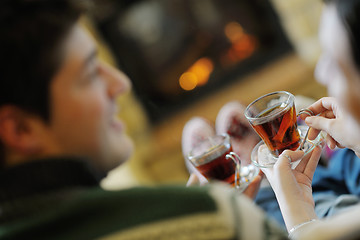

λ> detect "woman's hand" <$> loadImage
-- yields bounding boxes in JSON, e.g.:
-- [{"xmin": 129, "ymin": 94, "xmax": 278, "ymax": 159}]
[
  {"xmin": 261, "ymin": 146, "xmax": 323, "ymax": 231},
  {"xmin": 186, "ymin": 172, "xmax": 208, "ymax": 187},
  {"xmin": 301, "ymin": 97, "xmax": 360, "ymax": 156}
]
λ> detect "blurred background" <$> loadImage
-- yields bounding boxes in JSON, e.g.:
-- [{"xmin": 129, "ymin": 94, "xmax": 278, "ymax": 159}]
[{"xmin": 84, "ymin": 0, "xmax": 328, "ymax": 189}]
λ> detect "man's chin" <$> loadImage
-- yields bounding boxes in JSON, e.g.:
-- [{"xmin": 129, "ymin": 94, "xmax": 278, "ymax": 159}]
[{"xmin": 105, "ymin": 135, "xmax": 134, "ymax": 171}]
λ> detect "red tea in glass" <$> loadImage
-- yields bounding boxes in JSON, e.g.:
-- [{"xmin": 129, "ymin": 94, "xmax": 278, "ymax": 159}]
[
  {"xmin": 187, "ymin": 134, "xmax": 238, "ymax": 186},
  {"xmin": 194, "ymin": 146, "xmax": 237, "ymax": 185},
  {"xmin": 245, "ymin": 91, "xmax": 300, "ymax": 157}
]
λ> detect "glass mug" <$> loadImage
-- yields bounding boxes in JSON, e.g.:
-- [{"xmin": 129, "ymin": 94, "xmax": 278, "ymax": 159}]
[
  {"xmin": 245, "ymin": 91, "xmax": 325, "ymax": 168},
  {"xmin": 187, "ymin": 133, "xmax": 259, "ymax": 191},
  {"xmin": 244, "ymin": 91, "xmax": 300, "ymax": 158}
]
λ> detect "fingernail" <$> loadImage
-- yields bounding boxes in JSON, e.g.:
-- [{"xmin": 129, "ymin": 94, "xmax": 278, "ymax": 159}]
[{"xmin": 305, "ymin": 117, "xmax": 313, "ymax": 124}]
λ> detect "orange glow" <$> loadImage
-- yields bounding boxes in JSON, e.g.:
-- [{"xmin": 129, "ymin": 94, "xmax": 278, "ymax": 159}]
[
  {"xmin": 225, "ymin": 22, "xmax": 244, "ymax": 43},
  {"xmin": 179, "ymin": 57, "xmax": 214, "ymax": 91},
  {"xmin": 222, "ymin": 21, "xmax": 257, "ymax": 67},
  {"xmin": 232, "ymin": 35, "xmax": 256, "ymax": 59},
  {"xmin": 234, "ymin": 35, "xmax": 253, "ymax": 51},
  {"xmin": 190, "ymin": 58, "xmax": 214, "ymax": 86},
  {"xmin": 179, "ymin": 72, "xmax": 198, "ymax": 91}
]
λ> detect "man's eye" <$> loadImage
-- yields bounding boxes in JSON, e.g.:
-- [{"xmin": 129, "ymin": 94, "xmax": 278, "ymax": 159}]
[
  {"xmin": 88, "ymin": 67, "xmax": 100, "ymax": 81},
  {"xmin": 90, "ymin": 70, "xmax": 99, "ymax": 79}
]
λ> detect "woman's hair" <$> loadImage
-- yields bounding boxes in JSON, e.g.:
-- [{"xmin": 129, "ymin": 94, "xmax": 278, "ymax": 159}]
[{"xmin": 325, "ymin": 0, "xmax": 360, "ymax": 70}]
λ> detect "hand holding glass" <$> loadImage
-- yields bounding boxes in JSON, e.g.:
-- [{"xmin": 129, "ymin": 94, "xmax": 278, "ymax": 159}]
[
  {"xmin": 187, "ymin": 134, "xmax": 259, "ymax": 192},
  {"xmin": 244, "ymin": 91, "xmax": 324, "ymax": 168}
]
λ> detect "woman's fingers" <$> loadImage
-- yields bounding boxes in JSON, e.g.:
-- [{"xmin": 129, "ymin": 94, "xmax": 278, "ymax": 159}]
[
  {"xmin": 326, "ymin": 134, "xmax": 337, "ymax": 149},
  {"xmin": 307, "ymin": 97, "xmax": 338, "ymax": 116},
  {"xmin": 302, "ymin": 146, "xmax": 322, "ymax": 179},
  {"xmin": 243, "ymin": 172, "xmax": 264, "ymax": 199},
  {"xmin": 307, "ymin": 127, "xmax": 321, "ymax": 141},
  {"xmin": 186, "ymin": 173, "xmax": 209, "ymax": 186},
  {"xmin": 305, "ymin": 116, "xmax": 335, "ymax": 135},
  {"xmin": 186, "ymin": 173, "xmax": 200, "ymax": 186},
  {"xmin": 262, "ymin": 150, "xmax": 303, "ymax": 181},
  {"xmin": 278, "ymin": 150, "xmax": 305, "ymax": 166}
]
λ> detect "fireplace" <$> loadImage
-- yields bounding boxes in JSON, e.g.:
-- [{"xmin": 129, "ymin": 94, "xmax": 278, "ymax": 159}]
[{"xmin": 92, "ymin": 0, "xmax": 292, "ymax": 123}]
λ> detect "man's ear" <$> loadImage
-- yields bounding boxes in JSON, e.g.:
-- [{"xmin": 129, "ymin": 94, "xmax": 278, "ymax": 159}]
[{"xmin": 0, "ymin": 106, "xmax": 42, "ymax": 155}]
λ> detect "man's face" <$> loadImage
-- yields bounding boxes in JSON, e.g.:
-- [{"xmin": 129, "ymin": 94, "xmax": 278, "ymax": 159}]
[
  {"xmin": 46, "ymin": 23, "xmax": 133, "ymax": 172},
  {"xmin": 315, "ymin": 4, "xmax": 360, "ymax": 122}
]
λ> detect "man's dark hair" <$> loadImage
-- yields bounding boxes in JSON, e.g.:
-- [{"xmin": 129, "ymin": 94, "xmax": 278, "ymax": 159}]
[
  {"xmin": 324, "ymin": 0, "xmax": 360, "ymax": 69},
  {"xmin": 0, "ymin": 0, "xmax": 89, "ymax": 167}
]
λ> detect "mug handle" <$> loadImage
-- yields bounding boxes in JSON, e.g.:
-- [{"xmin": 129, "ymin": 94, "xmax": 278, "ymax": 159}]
[
  {"xmin": 297, "ymin": 109, "xmax": 315, "ymax": 150},
  {"xmin": 226, "ymin": 152, "xmax": 242, "ymax": 189}
]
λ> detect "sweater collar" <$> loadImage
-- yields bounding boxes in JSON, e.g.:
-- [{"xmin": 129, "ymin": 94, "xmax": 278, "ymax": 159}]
[{"xmin": 0, "ymin": 157, "xmax": 102, "ymax": 202}]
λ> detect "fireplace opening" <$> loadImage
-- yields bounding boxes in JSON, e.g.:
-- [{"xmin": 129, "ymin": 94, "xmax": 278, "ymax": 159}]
[{"xmin": 92, "ymin": 0, "xmax": 293, "ymax": 124}]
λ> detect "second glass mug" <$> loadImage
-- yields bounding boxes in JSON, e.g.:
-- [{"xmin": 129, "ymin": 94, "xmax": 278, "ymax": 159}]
[
  {"xmin": 244, "ymin": 91, "xmax": 324, "ymax": 167},
  {"xmin": 187, "ymin": 133, "xmax": 259, "ymax": 192}
]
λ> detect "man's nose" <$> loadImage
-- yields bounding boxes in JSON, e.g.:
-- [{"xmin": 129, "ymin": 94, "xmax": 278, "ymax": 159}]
[{"xmin": 101, "ymin": 62, "xmax": 132, "ymax": 98}]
